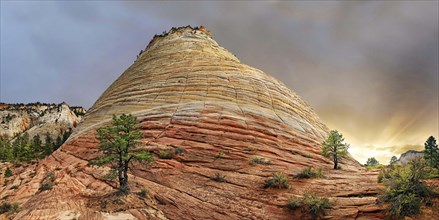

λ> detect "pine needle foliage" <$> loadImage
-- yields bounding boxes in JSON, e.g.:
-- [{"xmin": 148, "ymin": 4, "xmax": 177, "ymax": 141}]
[
  {"xmin": 321, "ymin": 130, "xmax": 349, "ymax": 169},
  {"xmin": 91, "ymin": 114, "xmax": 153, "ymax": 194}
]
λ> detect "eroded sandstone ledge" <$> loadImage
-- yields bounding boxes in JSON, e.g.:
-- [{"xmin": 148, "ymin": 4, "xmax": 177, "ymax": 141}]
[{"xmin": 0, "ymin": 26, "xmax": 412, "ymax": 220}]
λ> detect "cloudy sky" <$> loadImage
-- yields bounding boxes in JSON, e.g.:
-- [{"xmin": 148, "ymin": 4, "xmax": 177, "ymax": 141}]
[{"xmin": 1, "ymin": 1, "xmax": 438, "ymax": 164}]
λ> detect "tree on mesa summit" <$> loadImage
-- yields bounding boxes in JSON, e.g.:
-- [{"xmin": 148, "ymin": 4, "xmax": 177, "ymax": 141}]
[
  {"xmin": 92, "ymin": 114, "xmax": 153, "ymax": 194},
  {"xmin": 321, "ymin": 130, "xmax": 349, "ymax": 169}
]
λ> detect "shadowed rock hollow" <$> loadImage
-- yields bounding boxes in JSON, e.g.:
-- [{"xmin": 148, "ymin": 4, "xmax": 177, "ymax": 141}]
[{"xmin": 1, "ymin": 26, "xmax": 395, "ymax": 220}]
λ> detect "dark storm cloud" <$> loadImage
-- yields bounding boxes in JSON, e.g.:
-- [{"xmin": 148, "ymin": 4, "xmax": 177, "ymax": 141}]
[{"xmin": 1, "ymin": 1, "xmax": 437, "ymax": 164}]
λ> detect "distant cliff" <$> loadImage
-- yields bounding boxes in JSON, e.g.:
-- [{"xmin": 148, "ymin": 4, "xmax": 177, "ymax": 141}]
[
  {"xmin": 397, "ymin": 150, "xmax": 424, "ymax": 164},
  {"xmin": 0, "ymin": 102, "xmax": 86, "ymax": 142}
]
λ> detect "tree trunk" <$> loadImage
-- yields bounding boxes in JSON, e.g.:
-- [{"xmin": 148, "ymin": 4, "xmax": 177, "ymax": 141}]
[
  {"xmin": 117, "ymin": 148, "xmax": 126, "ymax": 194},
  {"xmin": 333, "ymin": 156, "xmax": 338, "ymax": 169},
  {"xmin": 119, "ymin": 161, "xmax": 129, "ymax": 194},
  {"xmin": 118, "ymin": 155, "xmax": 123, "ymax": 189}
]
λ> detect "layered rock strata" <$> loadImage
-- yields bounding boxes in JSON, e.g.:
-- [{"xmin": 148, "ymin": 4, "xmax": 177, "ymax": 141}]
[
  {"xmin": 0, "ymin": 102, "xmax": 85, "ymax": 141},
  {"xmin": 0, "ymin": 26, "xmax": 393, "ymax": 220}
]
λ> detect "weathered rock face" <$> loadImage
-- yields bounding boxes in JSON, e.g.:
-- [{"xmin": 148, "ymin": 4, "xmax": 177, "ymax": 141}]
[
  {"xmin": 72, "ymin": 26, "xmax": 329, "ymax": 144},
  {"xmin": 396, "ymin": 150, "xmax": 424, "ymax": 164},
  {"xmin": 1, "ymin": 26, "xmax": 396, "ymax": 220},
  {"xmin": 0, "ymin": 103, "xmax": 85, "ymax": 142}
]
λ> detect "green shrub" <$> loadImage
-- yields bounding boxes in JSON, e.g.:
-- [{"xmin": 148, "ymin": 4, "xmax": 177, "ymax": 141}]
[
  {"xmin": 286, "ymin": 197, "xmax": 302, "ymax": 210},
  {"xmin": 158, "ymin": 151, "xmax": 173, "ymax": 159},
  {"xmin": 216, "ymin": 151, "xmax": 225, "ymax": 159},
  {"xmin": 295, "ymin": 167, "xmax": 324, "ymax": 179},
  {"xmin": 212, "ymin": 173, "xmax": 226, "ymax": 182},
  {"xmin": 426, "ymin": 167, "xmax": 439, "ymax": 179},
  {"xmin": 303, "ymin": 194, "xmax": 330, "ymax": 219},
  {"xmin": 45, "ymin": 171, "xmax": 55, "ymax": 181},
  {"xmin": 175, "ymin": 147, "xmax": 185, "ymax": 155},
  {"xmin": 137, "ymin": 188, "xmax": 148, "ymax": 198},
  {"xmin": 244, "ymin": 147, "xmax": 257, "ymax": 152},
  {"xmin": 286, "ymin": 194, "xmax": 330, "ymax": 220},
  {"xmin": 4, "ymin": 167, "xmax": 13, "ymax": 178},
  {"xmin": 39, "ymin": 171, "xmax": 55, "ymax": 192},
  {"xmin": 316, "ymin": 167, "xmax": 323, "ymax": 177},
  {"xmin": 378, "ymin": 158, "xmax": 436, "ymax": 218},
  {"xmin": 264, "ymin": 172, "xmax": 289, "ymax": 189},
  {"xmin": 0, "ymin": 202, "xmax": 11, "ymax": 214},
  {"xmin": 39, "ymin": 182, "xmax": 54, "ymax": 191},
  {"xmin": 250, "ymin": 156, "xmax": 271, "ymax": 165},
  {"xmin": 10, "ymin": 203, "xmax": 19, "ymax": 214},
  {"xmin": 378, "ymin": 168, "xmax": 391, "ymax": 183}
]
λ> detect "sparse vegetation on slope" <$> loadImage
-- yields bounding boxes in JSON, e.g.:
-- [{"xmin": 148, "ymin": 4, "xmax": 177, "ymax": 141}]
[
  {"xmin": 158, "ymin": 151, "xmax": 173, "ymax": 159},
  {"xmin": 39, "ymin": 171, "xmax": 56, "ymax": 192},
  {"xmin": 91, "ymin": 114, "xmax": 154, "ymax": 194},
  {"xmin": 321, "ymin": 130, "xmax": 349, "ymax": 169},
  {"xmin": 250, "ymin": 156, "xmax": 271, "ymax": 165},
  {"xmin": 286, "ymin": 193, "xmax": 330, "ymax": 220},
  {"xmin": 264, "ymin": 172, "xmax": 290, "ymax": 189},
  {"xmin": 0, "ymin": 202, "xmax": 11, "ymax": 214},
  {"xmin": 212, "ymin": 173, "xmax": 226, "ymax": 182},
  {"xmin": 4, "ymin": 167, "xmax": 13, "ymax": 178},
  {"xmin": 216, "ymin": 151, "xmax": 225, "ymax": 159},
  {"xmin": 0, "ymin": 130, "xmax": 71, "ymax": 163},
  {"xmin": 378, "ymin": 158, "xmax": 437, "ymax": 218},
  {"xmin": 137, "ymin": 188, "xmax": 148, "ymax": 198},
  {"xmin": 174, "ymin": 147, "xmax": 185, "ymax": 155},
  {"xmin": 295, "ymin": 167, "xmax": 323, "ymax": 179}
]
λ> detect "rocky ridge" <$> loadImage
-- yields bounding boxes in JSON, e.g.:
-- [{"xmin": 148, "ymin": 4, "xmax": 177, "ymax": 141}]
[
  {"xmin": 396, "ymin": 150, "xmax": 424, "ymax": 164},
  {"xmin": 1, "ymin": 26, "xmax": 430, "ymax": 220},
  {"xmin": 0, "ymin": 102, "xmax": 85, "ymax": 142}
]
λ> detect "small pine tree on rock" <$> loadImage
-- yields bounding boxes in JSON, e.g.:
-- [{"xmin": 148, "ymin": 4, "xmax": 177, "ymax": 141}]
[
  {"xmin": 91, "ymin": 114, "xmax": 154, "ymax": 194},
  {"xmin": 321, "ymin": 130, "xmax": 349, "ymax": 169}
]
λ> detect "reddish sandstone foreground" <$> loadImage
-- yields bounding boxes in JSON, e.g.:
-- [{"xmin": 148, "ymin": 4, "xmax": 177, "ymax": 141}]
[
  {"xmin": 0, "ymin": 26, "xmax": 436, "ymax": 219},
  {"xmin": 1, "ymin": 151, "xmax": 385, "ymax": 220}
]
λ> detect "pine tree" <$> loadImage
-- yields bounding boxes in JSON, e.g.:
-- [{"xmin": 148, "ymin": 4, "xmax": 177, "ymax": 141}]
[
  {"xmin": 62, "ymin": 129, "xmax": 72, "ymax": 142},
  {"xmin": 44, "ymin": 133, "xmax": 53, "ymax": 156},
  {"xmin": 32, "ymin": 135, "xmax": 42, "ymax": 158},
  {"xmin": 91, "ymin": 114, "xmax": 154, "ymax": 194},
  {"xmin": 389, "ymin": 156, "xmax": 398, "ymax": 165},
  {"xmin": 321, "ymin": 130, "xmax": 349, "ymax": 169},
  {"xmin": 11, "ymin": 135, "xmax": 23, "ymax": 161},
  {"xmin": 424, "ymin": 136, "xmax": 438, "ymax": 168},
  {"xmin": 55, "ymin": 135, "xmax": 63, "ymax": 150},
  {"xmin": 366, "ymin": 157, "xmax": 380, "ymax": 166},
  {"xmin": 17, "ymin": 133, "xmax": 30, "ymax": 162},
  {"xmin": 0, "ymin": 137, "xmax": 12, "ymax": 161}
]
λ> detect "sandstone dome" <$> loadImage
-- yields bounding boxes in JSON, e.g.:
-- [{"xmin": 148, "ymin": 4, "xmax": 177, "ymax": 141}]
[
  {"xmin": 71, "ymin": 26, "xmax": 330, "ymax": 156},
  {"xmin": 3, "ymin": 26, "xmax": 382, "ymax": 220}
]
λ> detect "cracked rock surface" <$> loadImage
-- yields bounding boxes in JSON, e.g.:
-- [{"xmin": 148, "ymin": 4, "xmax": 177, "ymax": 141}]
[{"xmin": 4, "ymin": 26, "xmax": 436, "ymax": 220}]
